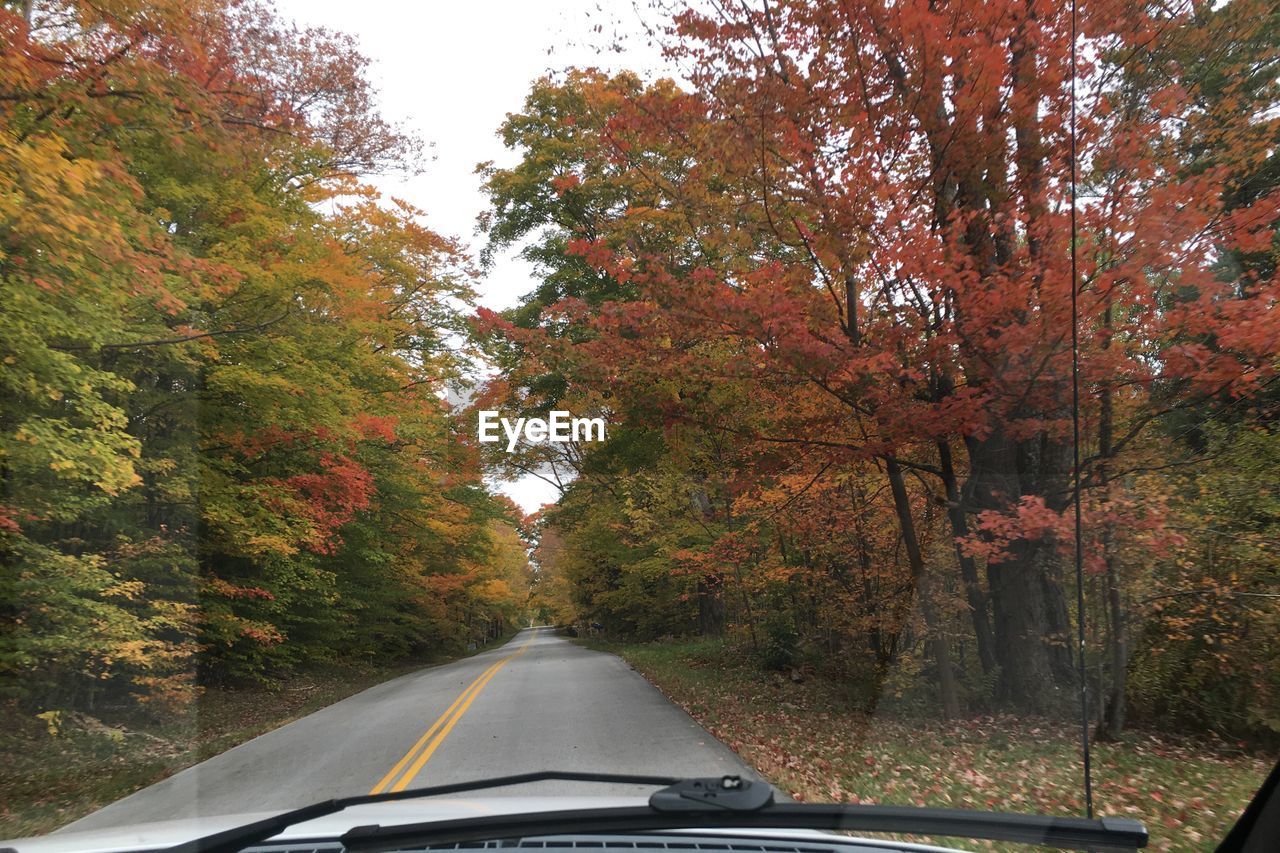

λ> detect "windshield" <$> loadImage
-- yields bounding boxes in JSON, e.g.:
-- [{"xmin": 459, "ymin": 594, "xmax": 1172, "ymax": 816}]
[{"xmin": 1, "ymin": 1, "xmax": 1276, "ymax": 852}]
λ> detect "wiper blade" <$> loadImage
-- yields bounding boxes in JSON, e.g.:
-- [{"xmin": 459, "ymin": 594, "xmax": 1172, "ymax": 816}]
[
  {"xmin": 340, "ymin": 778, "xmax": 1146, "ymax": 853},
  {"xmin": 165, "ymin": 772, "xmax": 1147, "ymax": 853},
  {"xmin": 167, "ymin": 772, "xmax": 682, "ymax": 853}
]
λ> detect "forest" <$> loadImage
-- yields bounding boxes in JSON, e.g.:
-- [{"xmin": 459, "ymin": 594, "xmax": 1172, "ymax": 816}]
[
  {"xmin": 487, "ymin": 0, "xmax": 1280, "ymax": 741},
  {"xmin": 1, "ymin": 0, "xmax": 530, "ymax": 719},
  {"xmin": 1, "ymin": 0, "xmax": 1277, "ymax": 790}
]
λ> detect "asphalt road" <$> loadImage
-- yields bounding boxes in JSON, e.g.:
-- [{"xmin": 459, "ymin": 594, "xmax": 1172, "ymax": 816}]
[{"xmin": 65, "ymin": 628, "xmax": 754, "ymax": 831}]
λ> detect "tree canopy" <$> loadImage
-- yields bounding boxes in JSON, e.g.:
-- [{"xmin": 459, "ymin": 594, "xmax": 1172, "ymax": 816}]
[
  {"xmin": 479, "ymin": 0, "xmax": 1279, "ymax": 736},
  {"xmin": 1, "ymin": 0, "xmax": 529, "ymax": 714}
]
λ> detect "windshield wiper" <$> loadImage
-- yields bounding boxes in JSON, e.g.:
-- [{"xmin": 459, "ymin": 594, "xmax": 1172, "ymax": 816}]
[
  {"xmin": 167, "ymin": 772, "xmax": 682, "ymax": 853},
  {"xmin": 166, "ymin": 771, "xmax": 1148, "ymax": 853}
]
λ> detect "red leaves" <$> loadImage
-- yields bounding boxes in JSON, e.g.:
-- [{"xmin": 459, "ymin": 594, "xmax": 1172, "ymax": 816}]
[
  {"xmin": 566, "ymin": 236, "xmax": 618, "ymax": 269},
  {"xmin": 963, "ymin": 496, "xmax": 1071, "ymax": 564},
  {"xmin": 217, "ymin": 422, "xmax": 386, "ymax": 555},
  {"xmin": 472, "ymin": 305, "xmax": 517, "ymax": 338},
  {"xmin": 221, "ymin": 414, "xmax": 397, "ymax": 460},
  {"xmin": 0, "ymin": 505, "xmax": 21, "ymax": 534},
  {"xmin": 281, "ymin": 453, "xmax": 375, "ymax": 555}
]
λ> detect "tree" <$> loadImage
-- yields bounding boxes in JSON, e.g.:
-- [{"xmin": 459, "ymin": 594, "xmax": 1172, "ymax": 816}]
[
  {"xmin": 2, "ymin": 0, "xmax": 525, "ymax": 713},
  {"xmin": 480, "ymin": 0, "xmax": 1279, "ymax": 717}
]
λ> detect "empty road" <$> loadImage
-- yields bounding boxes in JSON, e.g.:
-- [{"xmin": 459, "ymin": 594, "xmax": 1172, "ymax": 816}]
[{"xmin": 65, "ymin": 628, "xmax": 754, "ymax": 830}]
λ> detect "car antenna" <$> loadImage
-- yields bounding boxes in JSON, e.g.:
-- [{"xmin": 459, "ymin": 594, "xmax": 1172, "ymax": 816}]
[{"xmin": 1068, "ymin": 0, "xmax": 1096, "ymax": 821}]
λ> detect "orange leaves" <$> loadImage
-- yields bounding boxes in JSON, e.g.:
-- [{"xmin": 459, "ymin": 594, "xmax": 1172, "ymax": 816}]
[
  {"xmin": 0, "ymin": 0, "xmax": 525, "ymax": 711},
  {"xmin": 550, "ymin": 173, "xmax": 581, "ymax": 195},
  {"xmin": 352, "ymin": 413, "xmax": 398, "ymax": 443},
  {"xmin": 237, "ymin": 622, "xmax": 285, "ymax": 647},
  {"xmin": 205, "ymin": 577, "xmax": 275, "ymax": 602}
]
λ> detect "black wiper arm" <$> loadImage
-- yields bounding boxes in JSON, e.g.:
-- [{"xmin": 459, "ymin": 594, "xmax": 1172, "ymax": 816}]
[
  {"xmin": 340, "ymin": 776, "xmax": 1146, "ymax": 853},
  {"xmin": 166, "ymin": 772, "xmax": 682, "ymax": 853},
  {"xmin": 166, "ymin": 772, "xmax": 1147, "ymax": 853}
]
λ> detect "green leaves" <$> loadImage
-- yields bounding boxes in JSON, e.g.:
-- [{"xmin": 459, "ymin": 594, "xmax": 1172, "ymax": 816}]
[{"xmin": 1, "ymin": 0, "xmax": 526, "ymax": 712}]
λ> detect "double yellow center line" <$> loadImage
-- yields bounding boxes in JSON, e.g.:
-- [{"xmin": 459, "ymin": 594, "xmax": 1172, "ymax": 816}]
[{"xmin": 369, "ymin": 629, "xmax": 538, "ymax": 794}]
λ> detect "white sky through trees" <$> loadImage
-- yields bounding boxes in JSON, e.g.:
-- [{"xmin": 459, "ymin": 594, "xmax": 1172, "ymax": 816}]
[{"xmin": 272, "ymin": 0, "xmax": 663, "ymax": 513}]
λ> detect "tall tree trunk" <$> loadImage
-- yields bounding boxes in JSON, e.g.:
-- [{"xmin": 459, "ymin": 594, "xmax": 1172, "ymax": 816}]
[
  {"xmin": 1100, "ymin": 552, "xmax": 1127, "ymax": 738},
  {"xmin": 986, "ymin": 538, "xmax": 1076, "ymax": 712},
  {"xmin": 1101, "ymin": 421, "xmax": 1129, "ymax": 738},
  {"xmin": 691, "ymin": 486, "xmax": 726, "ymax": 636},
  {"xmin": 965, "ymin": 432, "xmax": 1076, "ymax": 713},
  {"xmin": 1098, "ymin": 302, "xmax": 1128, "ymax": 739},
  {"xmin": 937, "ymin": 439, "xmax": 997, "ymax": 675},
  {"xmin": 697, "ymin": 575, "xmax": 726, "ymax": 636},
  {"xmin": 855, "ymin": 513, "xmax": 887, "ymax": 665},
  {"xmin": 886, "ymin": 456, "xmax": 960, "ymax": 718}
]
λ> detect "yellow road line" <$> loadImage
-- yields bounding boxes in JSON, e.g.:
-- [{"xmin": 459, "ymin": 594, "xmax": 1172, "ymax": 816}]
[
  {"xmin": 368, "ymin": 658, "xmax": 506, "ymax": 794},
  {"xmin": 370, "ymin": 629, "xmax": 538, "ymax": 794}
]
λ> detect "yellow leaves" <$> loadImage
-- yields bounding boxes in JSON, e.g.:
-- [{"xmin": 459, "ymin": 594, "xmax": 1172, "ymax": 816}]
[
  {"xmin": 0, "ymin": 0, "xmax": 512, "ymax": 710},
  {"xmin": 241, "ymin": 531, "xmax": 300, "ymax": 559},
  {"xmin": 473, "ymin": 579, "xmax": 514, "ymax": 605},
  {"xmin": 35, "ymin": 710, "xmax": 62, "ymax": 738},
  {"xmin": 103, "ymin": 580, "xmax": 146, "ymax": 601},
  {"xmin": 106, "ymin": 639, "xmax": 160, "ymax": 668},
  {"xmin": 95, "ymin": 463, "xmax": 143, "ymax": 497},
  {"xmin": 0, "ymin": 132, "xmax": 117, "ymax": 251}
]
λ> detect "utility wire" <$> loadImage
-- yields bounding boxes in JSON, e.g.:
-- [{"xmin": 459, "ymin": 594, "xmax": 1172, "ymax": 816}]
[{"xmin": 1068, "ymin": 0, "xmax": 1096, "ymax": 821}]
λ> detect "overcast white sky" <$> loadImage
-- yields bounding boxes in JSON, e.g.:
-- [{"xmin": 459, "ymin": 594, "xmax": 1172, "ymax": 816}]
[{"xmin": 272, "ymin": 0, "xmax": 666, "ymax": 514}]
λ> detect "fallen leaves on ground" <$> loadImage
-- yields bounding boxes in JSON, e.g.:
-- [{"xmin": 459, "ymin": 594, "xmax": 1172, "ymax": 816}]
[{"xmin": 614, "ymin": 639, "xmax": 1272, "ymax": 852}]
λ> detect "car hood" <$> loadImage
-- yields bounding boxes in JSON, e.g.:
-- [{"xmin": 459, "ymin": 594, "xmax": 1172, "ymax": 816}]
[{"xmin": 0, "ymin": 796, "xmax": 956, "ymax": 853}]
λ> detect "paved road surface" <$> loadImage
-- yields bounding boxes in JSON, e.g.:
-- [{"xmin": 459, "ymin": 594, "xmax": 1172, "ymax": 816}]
[{"xmin": 66, "ymin": 628, "xmax": 753, "ymax": 830}]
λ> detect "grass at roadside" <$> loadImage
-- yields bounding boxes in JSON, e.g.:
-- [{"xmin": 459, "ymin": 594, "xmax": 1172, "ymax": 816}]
[
  {"xmin": 598, "ymin": 637, "xmax": 1273, "ymax": 852},
  {"xmin": 0, "ymin": 635, "xmax": 515, "ymax": 839}
]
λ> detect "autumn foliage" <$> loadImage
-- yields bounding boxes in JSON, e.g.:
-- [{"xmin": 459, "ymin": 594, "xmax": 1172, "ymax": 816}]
[
  {"xmin": 1, "ymin": 0, "xmax": 528, "ymax": 715},
  {"xmin": 481, "ymin": 0, "xmax": 1279, "ymax": 737},
  {"xmin": 1, "ymin": 0, "xmax": 1275, "ymax": 777}
]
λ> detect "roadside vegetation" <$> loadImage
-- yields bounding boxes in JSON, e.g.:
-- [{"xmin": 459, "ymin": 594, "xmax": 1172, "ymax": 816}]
[
  {"xmin": 2, "ymin": 0, "xmax": 530, "ymax": 756},
  {"xmin": 2, "ymin": 1, "xmax": 535, "ymax": 833},
  {"xmin": 604, "ymin": 638, "xmax": 1272, "ymax": 852},
  {"xmin": 500, "ymin": 0, "xmax": 1280, "ymax": 756},
  {"xmin": 3, "ymin": 0, "xmax": 1278, "ymax": 846},
  {"xmin": 0, "ymin": 633, "xmax": 514, "ymax": 839}
]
